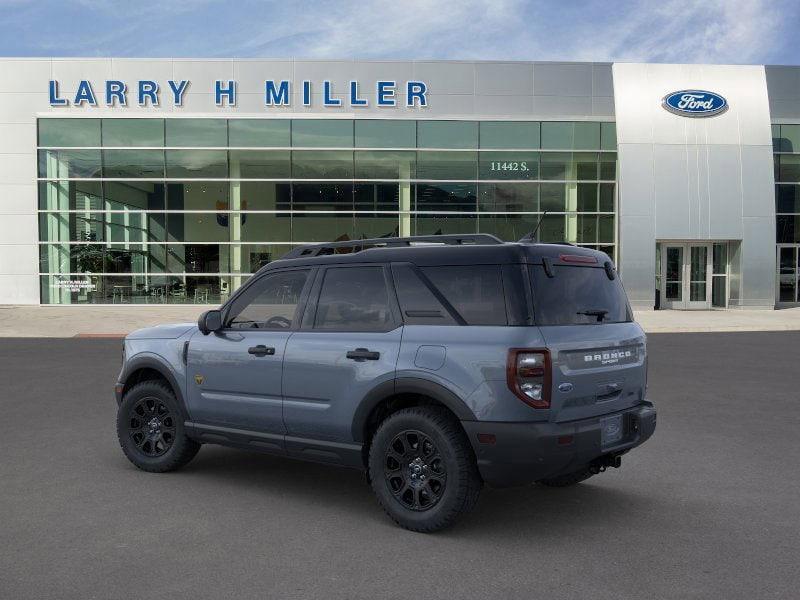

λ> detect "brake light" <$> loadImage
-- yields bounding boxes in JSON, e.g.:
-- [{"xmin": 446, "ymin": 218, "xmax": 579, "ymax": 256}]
[
  {"xmin": 507, "ymin": 349, "xmax": 551, "ymax": 409},
  {"xmin": 559, "ymin": 254, "xmax": 597, "ymax": 264}
]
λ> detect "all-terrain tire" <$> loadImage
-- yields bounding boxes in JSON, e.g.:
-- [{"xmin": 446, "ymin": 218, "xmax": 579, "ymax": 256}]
[
  {"xmin": 538, "ymin": 468, "xmax": 594, "ymax": 487},
  {"xmin": 368, "ymin": 406, "xmax": 482, "ymax": 532},
  {"xmin": 117, "ymin": 380, "xmax": 200, "ymax": 473}
]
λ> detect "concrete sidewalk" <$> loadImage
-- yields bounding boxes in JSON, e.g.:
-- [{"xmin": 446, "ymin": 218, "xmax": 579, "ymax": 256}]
[{"xmin": 2, "ymin": 304, "xmax": 800, "ymax": 337}]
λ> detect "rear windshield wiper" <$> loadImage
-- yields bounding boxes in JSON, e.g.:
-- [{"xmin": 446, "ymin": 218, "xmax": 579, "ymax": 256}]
[{"xmin": 576, "ymin": 309, "xmax": 609, "ymax": 322}]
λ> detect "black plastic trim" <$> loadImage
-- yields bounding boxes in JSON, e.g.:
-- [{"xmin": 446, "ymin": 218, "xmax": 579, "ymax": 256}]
[
  {"xmin": 185, "ymin": 422, "xmax": 364, "ymax": 468},
  {"xmin": 117, "ymin": 355, "xmax": 188, "ymax": 419},
  {"xmin": 350, "ymin": 377, "xmax": 477, "ymax": 443}
]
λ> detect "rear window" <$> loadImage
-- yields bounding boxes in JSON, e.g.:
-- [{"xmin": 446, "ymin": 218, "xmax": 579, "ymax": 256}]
[{"xmin": 530, "ymin": 265, "xmax": 631, "ymax": 325}]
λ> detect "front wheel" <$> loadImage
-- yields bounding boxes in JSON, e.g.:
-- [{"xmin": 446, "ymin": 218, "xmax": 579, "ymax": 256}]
[
  {"xmin": 116, "ymin": 380, "xmax": 200, "ymax": 473},
  {"xmin": 368, "ymin": 406, "xmax": 482, "ymax": 532}
]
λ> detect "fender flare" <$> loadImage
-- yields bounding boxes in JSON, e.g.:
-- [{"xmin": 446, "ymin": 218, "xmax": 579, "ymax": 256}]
[
  {"xmin": 351, "ymin": 377, "xmax": 477, "ymax": 443},
  {"xmin": 118, "ymin": 354, "xmax": 189, "ymax": 419}
]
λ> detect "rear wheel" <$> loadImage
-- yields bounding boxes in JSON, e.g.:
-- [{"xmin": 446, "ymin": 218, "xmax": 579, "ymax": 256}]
[
  {"xmin": 538, "ymin": 467, "xmax": 594, "ymax": 487},
  {"xmin": 117, "ymin": 380, "xmax": 200, "ymax": 473},
  {"xmin": 368, "ymin": 406, "xmax": 482, "ymax": 532}
]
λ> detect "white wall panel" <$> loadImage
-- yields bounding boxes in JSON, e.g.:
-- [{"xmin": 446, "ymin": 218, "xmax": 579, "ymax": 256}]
[
  {"xmin": 0, "ymin": 59, "xmax": 51, "ymax": 93},
  {"xmin": 0, "ymin": 274, "xmax": 40, "ymax": 304},
  {"xmin": 0, "ymin": 213, "xmax": 37, "ymax": 244},
  {"xmin": 614, "ymin": 62, "xmax": 775, "ymax": 308},
  {"xmin": 0, "ymin": 123, "xmax": 36, "ymax": 153},
  {"xmin": 0, "ymin": 244, "xmax": 38, "ymax": 275},
  {"xmin": 0, "ymin": 184, "xmax": 38, "ymax": 214}
]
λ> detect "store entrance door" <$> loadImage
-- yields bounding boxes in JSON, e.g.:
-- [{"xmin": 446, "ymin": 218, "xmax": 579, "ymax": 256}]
[{"xmin": 660, "ymin": 243, "xmax": 712, "ymax": 309}]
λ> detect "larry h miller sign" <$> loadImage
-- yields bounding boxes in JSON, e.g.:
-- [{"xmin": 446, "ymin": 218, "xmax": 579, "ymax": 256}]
[{"xmin": 47, "ymin": 79, "xmax": 429, "ymax": 108}]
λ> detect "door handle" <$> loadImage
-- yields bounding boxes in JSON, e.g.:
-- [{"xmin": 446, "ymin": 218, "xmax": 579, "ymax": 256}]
[
  {"xmin": 248, "ymin": 345, "xmax": 275, "ymax": 357},
  {"xmin": 346, "ymin": 348, "xmax": 380, "ymax": 361}
]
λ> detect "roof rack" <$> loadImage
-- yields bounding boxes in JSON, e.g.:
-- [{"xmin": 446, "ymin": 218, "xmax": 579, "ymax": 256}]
[{"xmin": 281, "ymin": 234, "xmax": 504, "ymax": 260}]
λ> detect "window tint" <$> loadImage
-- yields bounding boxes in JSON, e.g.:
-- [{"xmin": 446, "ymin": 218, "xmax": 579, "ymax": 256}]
[
  {"xmin": 165, "ymin": 119, "xmax": 227, "ymax": 147},
  {"xmin": 530, "ymin": 265, "xmax": 631, "ymax": 325},
  {"xmin": 291, "ymin": 120, "xmax": 353, "ymax": 147},
  {"xmin": 229, "ymin": 119, "xmax": 290, "ymax": 147},
  {"xmin": 355, "ymin": 120, "xmax": 416, "ymax": 148},
  {"xmin": 479, "ymin": 121, "xmax": 540, "ymax": 149},
  {"xmin": 417, "ymin": 121, "xmax": 478, "ymax": 149},
  {"xmin": 103, "ymin": 119, "xmax": 164, "ymax": 147},
  {"xmin": 420, "ymin": 265, "xmax": 507, "ymax": 325},
  {"xmin": 39, "ymin": 119, "xmax": 100, "ymax": 147},
  {"xmin": 314, "ymin": 267, "xmax": 393, "ymax": 331},
  {"xmin": 227, "ymin": 270, "xmax": 309, "ymax": 329},
  {"xmin": 392, "ymin": 265, "xmax": 456, "ymax": 325},
  {"xmin": 103, "ymin": 150, "xmax": 165, "ymax": 178}
]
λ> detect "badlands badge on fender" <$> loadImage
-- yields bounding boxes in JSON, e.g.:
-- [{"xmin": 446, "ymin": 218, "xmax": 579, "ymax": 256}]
[{"xmin": 194, "ymin": 374, "xmax": 204, "ymax": 385}]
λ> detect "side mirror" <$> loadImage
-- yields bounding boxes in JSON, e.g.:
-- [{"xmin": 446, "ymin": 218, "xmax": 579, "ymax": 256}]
[{"xmin": 198, "ymin": 309, "xmax": 223, "ymax": 335}]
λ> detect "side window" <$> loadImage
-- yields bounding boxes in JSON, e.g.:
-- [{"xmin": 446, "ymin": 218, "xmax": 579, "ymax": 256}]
[
  {"xmin": 391, "ymin": 264, "xmax": 457, "ymax": 325},
  {"xmin": 227, "ymin": 270, "xmax": 309, "ymax": 329},
  {"xmin": 420, "ymin": 265, "xmax": 508, "ymax": 325},
  {"xmin": 314, "ymin": 267, "xmax": 393, "ymax": 331}
]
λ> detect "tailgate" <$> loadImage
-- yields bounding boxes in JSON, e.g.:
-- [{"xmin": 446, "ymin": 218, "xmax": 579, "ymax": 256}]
[{"xmin": 539, "ymin": 322, "xmax": 646, "ymax": 422}]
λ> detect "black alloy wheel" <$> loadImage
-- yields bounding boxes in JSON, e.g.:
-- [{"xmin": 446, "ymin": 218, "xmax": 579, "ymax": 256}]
[
  {"xmin": 384, "ymin": 429, "xmax": 447, "ymax": 511},
  {"xmin": 116, "ymin": 380, "xmax": 201, "ymax": 473},
  {"xmin": 127, "ymin": 396, "xmax": 176, "ymax": 457},
  {"xmin": 368, "ymin": 406, "xmax": 482, "ymax": 532}
]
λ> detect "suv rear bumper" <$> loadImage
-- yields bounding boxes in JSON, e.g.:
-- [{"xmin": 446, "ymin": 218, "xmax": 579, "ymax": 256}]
[{"xmin": 461, "ymin": 402, "xmax": 656, "ymax": 488}]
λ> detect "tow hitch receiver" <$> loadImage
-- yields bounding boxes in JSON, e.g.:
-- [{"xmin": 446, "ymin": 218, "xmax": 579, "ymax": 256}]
[{"xmin": 589, "ymin": 454, "xmax": 622, "ymax": 474}]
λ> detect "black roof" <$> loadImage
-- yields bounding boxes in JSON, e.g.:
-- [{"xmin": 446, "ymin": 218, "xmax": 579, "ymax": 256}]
[{"xmin": 259, "ymin": 234, "xmax": 613, "ymax": 273}]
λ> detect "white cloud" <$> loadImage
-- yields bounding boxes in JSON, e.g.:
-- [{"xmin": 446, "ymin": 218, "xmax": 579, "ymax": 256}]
[
  {"xmin": 572, "ymin": 0, "xmax": 785, "ymax": 64},
  {"xmin": 227, "ymin": 0, "xmax": 794, "ymax": 64},
  {"xmin": 0, "ymin": 0, "xmax": 795, "ymax": 64}
]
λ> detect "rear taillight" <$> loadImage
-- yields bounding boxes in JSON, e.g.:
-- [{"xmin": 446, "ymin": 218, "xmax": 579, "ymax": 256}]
[{"xmin": 507, "ymin": 349, "xmax": 551, "ymax": 409}]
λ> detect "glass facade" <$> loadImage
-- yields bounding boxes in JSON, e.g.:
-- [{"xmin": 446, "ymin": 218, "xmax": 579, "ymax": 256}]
[
  {"xmin": 37, "ymin": 118, "xmax": 617, "ymax": 304},
  {"xmin": 774, "ymin": 124, "xmax": 800, "ymax": 304}
]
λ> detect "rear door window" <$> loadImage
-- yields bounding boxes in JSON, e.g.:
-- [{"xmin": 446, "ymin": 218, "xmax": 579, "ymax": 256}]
[
  {"xmin": 530, "ymin": 265, "xmax": 631, "ymax": 325},
  {"xmin": 420, "ymin": 265, "xmax": 508, "ymax": 325},
  {"xmin": 314, "ymin": 266, "xmax": 394, "ymax": 331}
]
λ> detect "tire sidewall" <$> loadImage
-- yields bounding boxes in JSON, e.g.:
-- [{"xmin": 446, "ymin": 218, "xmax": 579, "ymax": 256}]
[
  {"xmin": 117, "ymin": 382, "xmax": 190, "ymax": 469},
  {"xmin": 369, "ymin": 409, "xmax": 470, "ymax": 529}
]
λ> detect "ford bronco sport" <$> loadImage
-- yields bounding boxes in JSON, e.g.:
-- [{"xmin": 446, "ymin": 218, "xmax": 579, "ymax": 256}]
[{"xmin": 115, "ymin": 234, "xmax": 656, "ymax": 532}]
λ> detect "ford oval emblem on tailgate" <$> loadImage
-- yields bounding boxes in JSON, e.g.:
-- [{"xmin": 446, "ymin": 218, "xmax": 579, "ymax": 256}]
[{"xmin": 558, "ymin": 382, "xmax": 574, "ymax": 393}]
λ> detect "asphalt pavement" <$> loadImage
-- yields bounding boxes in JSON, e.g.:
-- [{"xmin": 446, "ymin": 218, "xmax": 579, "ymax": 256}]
[{"xmin": 0, "ymin": 333, "xmax": 798, "ymax": 599}]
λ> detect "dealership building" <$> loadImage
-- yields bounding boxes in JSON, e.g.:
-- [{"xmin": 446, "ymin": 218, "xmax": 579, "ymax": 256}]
[{"xmin": 0, "ymin": 58, "xmax": 799, "ymax": 310}]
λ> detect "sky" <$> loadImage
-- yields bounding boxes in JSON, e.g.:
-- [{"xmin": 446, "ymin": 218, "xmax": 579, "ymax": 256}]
[{"xmin": 0, "ymin": 0, "xmax": 798, "ymax": 65}]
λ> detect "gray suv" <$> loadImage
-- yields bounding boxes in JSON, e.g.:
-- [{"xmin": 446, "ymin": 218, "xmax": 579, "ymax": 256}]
[{"xmin": 115, "ymin": 234, "xmax": 656, "ymax": 532}]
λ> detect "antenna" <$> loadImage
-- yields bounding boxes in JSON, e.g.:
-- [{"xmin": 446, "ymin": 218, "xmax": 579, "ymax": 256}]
[{"xmin": 518, "ymin": 211, "xmax": 548, "ymax": 243}]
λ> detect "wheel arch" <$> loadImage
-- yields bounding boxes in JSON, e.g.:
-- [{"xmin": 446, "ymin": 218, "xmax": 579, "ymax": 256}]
[
  {"xmin": 119, "ymin": 355, "xmax": 188, "ymax": 419},
  {"xmin": 353, "ymin": 377, "xmax": 476, "ymax": 450}
]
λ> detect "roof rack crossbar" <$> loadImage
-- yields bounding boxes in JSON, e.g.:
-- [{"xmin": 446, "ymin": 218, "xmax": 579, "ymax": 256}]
[{"xmin": 281, "ymin": 234, "xmax": 504, "ymax": 260}]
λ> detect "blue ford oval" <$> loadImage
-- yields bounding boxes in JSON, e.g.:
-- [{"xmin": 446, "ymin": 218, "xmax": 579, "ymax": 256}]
[{"xmin": 662, "ymin": 90, "xmax": 728, "ymax": 117}]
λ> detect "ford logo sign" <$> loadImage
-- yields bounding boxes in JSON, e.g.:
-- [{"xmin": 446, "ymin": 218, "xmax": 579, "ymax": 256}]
[{"xmin": 662, "ymin": 90, "xmax": 728, "ymax": 117}]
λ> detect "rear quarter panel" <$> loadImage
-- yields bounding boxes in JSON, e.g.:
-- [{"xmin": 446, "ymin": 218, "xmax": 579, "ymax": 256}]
[{"xmin": 397, "ymin": 325, "xmax": 549, "ymax": 422}]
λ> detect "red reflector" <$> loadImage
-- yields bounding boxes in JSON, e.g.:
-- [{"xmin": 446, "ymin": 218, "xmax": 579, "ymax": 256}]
[
  {"xmin": 518, "ymin": 366, "xmax": 545, "ymax": 378},
  {"xmin": 559, "ymin": 254, "xmax": 597, "ymax": 264},
  {"xmin": 557, "ymin": 435, "xmax": 574, "ymax": 446},
  {"xmin": 477, "ymin": 433, "xmax": 497, "ymax": 445}
]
